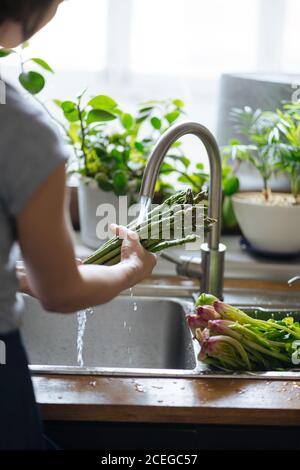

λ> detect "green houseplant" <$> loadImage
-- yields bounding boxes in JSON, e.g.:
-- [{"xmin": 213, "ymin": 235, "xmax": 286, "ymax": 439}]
[
  {"xmin": 0, "ymin": 43, "xmax": 239, "ymax": 247},
  {"xmin": 223, "ymin": 104, "xmax": 300, "ymax": 255}
]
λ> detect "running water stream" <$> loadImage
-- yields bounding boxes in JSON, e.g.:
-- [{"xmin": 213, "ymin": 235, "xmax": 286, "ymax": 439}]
[
  {"xmin": 76, "ymin": 198, "xmax": 150, "ymax": 367},
  {"xmin": 137, "ymin": 195, "xmax": 151, "ymax": 225},
  {"xmin": 77, "ymin": 308, "xmax": 94, "ymax": 366}
]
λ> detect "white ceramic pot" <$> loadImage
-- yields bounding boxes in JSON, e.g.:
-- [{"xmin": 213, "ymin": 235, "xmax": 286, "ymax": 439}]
[
  {"xmin": 232, "ymin": 192, "xmax": 300, "ymax": 255},
  {"xmin": 78, "ymin": 178, "xmax": 120, "ymax": 249}
]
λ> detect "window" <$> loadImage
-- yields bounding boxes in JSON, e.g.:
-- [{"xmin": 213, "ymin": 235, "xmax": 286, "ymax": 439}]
[
  {"xmin": 1, "ymin": 0, "xmax": 299, "ymax": 133},
  {"xmin": 282, "ymin": 0, "xmax": 300, "ymax": 74},
  {"xmin": 130, "ymin": 0, "xmax": 259, "ymax": 77},
  {"xmin": 28, "ymin": 0, "xmax": 107, "ymax": 71}
]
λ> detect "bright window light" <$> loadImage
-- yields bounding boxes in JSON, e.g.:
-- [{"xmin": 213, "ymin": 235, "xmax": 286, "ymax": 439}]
[
  {"xmin": 28, "ymin": 0, "xmax": 107, "ymax": 71},
  {"xmin": 282, "ymin": 0, "xmax": 300, "ymax": 74},
  {"xmin": 130, "ymin": 0, "xmax": 259, "ymax": 77}
]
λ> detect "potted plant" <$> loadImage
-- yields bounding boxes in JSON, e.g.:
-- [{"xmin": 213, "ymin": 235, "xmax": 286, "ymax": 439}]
[
  {"xmin": 223, "ymin": 104, "xmax": 300, "ymax": 255},
  {"xmin": 0, "ymin": 43, "xmax": 240, "ymax": 248},
  {"xmin": 54, "ymin": 94, "xmax": 212, "ymax": 248}
]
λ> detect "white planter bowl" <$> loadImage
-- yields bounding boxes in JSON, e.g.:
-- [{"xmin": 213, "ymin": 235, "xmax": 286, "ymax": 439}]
[
  {"xmin": 232, "ymin": 192, "xmax": 300, "ymax": 255},
  {"xmin": 78, "ymin": 178, "xmax": 120, "ymax": 249}
]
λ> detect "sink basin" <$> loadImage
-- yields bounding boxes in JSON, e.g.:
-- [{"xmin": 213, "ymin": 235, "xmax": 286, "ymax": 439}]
[
  {"xmin": 21, "ymin": 295, "xmax": 196, "ymax": 373},
  {"xmin": 21, "ymin": 293, "xmax": 300, "ymax": 380}
]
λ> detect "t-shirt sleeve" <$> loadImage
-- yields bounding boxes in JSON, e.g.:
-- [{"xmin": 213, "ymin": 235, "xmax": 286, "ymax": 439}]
[{"xmin": 0, "ymin": 104, "xmax": 68, "ymax": 216}]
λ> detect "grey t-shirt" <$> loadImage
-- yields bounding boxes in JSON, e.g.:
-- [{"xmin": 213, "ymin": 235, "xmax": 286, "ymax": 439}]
[{"xmin": 0, "ymin": 83, "xmax": 67, "ymax": 334}]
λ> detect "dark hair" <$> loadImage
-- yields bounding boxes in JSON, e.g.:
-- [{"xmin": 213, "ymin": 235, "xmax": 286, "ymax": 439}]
[{"xmin": 0, "ymin": 0, "xmax": 56, "ymax": 39}]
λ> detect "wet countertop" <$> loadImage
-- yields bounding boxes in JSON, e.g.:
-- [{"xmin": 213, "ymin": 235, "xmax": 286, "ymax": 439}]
[
  {"xmin": 33, "ymin": 277, "xmax": 300, "ymax": 426},
  {"xmin": 35, "ymin": 374, "xmax": 300, "ymax": 426}
]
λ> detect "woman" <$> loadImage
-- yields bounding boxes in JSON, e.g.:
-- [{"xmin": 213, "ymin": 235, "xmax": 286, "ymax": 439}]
[{"xmin": 0, "ymin": 0, "xmax": 156, "ymax": 450}]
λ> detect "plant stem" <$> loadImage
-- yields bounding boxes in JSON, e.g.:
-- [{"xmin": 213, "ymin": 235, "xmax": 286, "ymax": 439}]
[{"xmin": 77, "ymin": 97, "xmax": 88, "ymax": 175}]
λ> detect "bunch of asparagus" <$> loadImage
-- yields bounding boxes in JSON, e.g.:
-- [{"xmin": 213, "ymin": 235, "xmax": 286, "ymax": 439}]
[
  {"xmin": 187, "ymin": 294, "xmax": 300, "ymax": 371},
  {"xmin": 84, "ymin": 189, "xmax": 215, "ymax": 266}
]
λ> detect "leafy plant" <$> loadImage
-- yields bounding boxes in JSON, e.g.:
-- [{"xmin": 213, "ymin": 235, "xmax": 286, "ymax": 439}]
[
  {"xmin": 222, "ymin": 106, "xmax": 282, "ymax": 200},
  {"xmin": 0, "ymin": 43, "xmax": 240, "ymax": 221},
  {"xmin": 223, "ymin": 104, "xmax": 300, "ymax": 204},
  {"xmin": 270, "ymin": 103, "xmax": 300, "ymax": 203},
  {"xmin": 54, "ymin": 93, "xmax": 209, "ymax": 201},
  {"xmin": 0, "ymin": 42, "xmax": 53, "ymax": 94}
]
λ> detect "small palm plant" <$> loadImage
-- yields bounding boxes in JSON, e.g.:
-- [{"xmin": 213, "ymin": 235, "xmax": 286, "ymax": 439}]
[
  {"xmin": 271, "ymin": 103, "xmax": 300, "ymax": 204},
  {"xmin": 223, "ymin": 104, "xmax": 300, "ymax": 204},
  {"xmin": 222, "ymin": 106, "xmax": 282, "ymax": 200}
]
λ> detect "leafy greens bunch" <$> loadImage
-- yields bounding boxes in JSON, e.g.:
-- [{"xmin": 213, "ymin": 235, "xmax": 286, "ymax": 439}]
[{"xmin": 187, "ymin": 293, "xmax": 300, "ymax": 371}]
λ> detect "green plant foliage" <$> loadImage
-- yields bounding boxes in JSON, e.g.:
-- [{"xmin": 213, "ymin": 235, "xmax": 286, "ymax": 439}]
[
  {"xmin": 54, "ymin": 92, "xmax": 213, "ymax": 202},
  {"xmin": 1, "ymin": 43, "xmax": 241, "ymax": 221},
  {"xmin": 0, "ymin": 48, "xmax": 15, "ymax": 58},
  {"xmin": 0, "ymin": 44, "xmax": 53, "ymax": 96},
  {"xmin": 223, "ymin": 104, "xmax": 300, "ymax": 203},
  {"xmin": 19, "ymin": 71, "xmax": 45, "ymax": 94}
]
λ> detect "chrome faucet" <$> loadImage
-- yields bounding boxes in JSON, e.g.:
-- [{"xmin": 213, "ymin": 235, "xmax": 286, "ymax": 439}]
[
  {"xmin": 139, "ymin": 121, "xmax": 226, "ymax": 299},
  {"xmin": 288, "ymin": 276, "xmax": 300, "ymax": 287}
]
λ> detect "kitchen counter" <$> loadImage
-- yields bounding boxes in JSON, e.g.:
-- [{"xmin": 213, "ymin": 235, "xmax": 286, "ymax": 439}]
[
  {"xmin": 33, "ymin": 277, "xmax": 300, "ymax": 427},
  {"xmin": 35, "ymin": 374, "xmax": 300, "ymax": 427}
]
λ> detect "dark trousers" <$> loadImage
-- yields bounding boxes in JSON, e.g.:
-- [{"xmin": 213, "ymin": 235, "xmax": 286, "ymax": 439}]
[{"xmin": 0, "ymin": 330, "xmax": 45, "ymax": 450}]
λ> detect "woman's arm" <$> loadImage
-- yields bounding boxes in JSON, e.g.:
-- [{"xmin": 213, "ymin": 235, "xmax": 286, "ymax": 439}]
[{"xmin": 16, "ymin": 163, "xmax": 157, "ymax": 313}]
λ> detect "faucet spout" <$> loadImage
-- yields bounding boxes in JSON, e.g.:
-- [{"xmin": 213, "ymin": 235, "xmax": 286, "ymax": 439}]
[{"xmin": 140, "ymin": 121, "xmax": 226, "ymax": 298}]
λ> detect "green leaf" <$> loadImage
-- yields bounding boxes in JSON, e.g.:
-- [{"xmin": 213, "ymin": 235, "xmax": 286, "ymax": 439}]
[
  {"xmin": 0, "ymin": 48, "xmax": 14, "ymax": 58},
  {"xmin": 229, "ymin": 139, "xmax": 241, "ymax": 145},
  {"xmin": 222, "ymin": 196, "xmax": 238, "ymax": 228},
  {"xmin": 165, "ymin": 111, "xmax": 180, "ymax": 124},
  {"xmin": 151, "ymin": 117, "xmax": 162, "ymax": 130},
  {"xmin": 160, "ymin": 162, "xmax": 175, "ymax": 174},
  {"xmin": 178, "ymin": 175, "xmax": 194, "ymax": 184},
  {"xmin": 223, "ymin": 176, "xmax": 240, "ymax": 196},
  {"xmin": 136, "ymin": 108, "xmax": 153, "ymax": 123},
  {"xmin": 172, "ymin": 99, "xmax": 185, "ymax": 108},
  {"xmin": 61, "ymin": 101, "xmax": 80, "ymax": 122},
  {"xmin": 19, "ymin": 71, "xmax": 45, "ymax": 94},
  {"xmin": 96, "ymin": 174, "xmax": 113, "ymax": 192},
  {"xmin": 196, "ymin": 163, "xmax": 205, "ymax": 170},
  {"xmin": 53, "ymin": 99, "xmax": 63, "ymax": 108},
  {"xmin": 68, "ymin": 123, "xmax": 81, "ymax": 144},
  {"xmin": 112, "ymin": 169, "xmax": 128, "ymax": 195},
  {"xmin": 88, "ymin": 95, "xmax": 117, "ymax": 110},
  {"xmin": 87, "ymin": 109, "xmax": 117, "ymax": 124},
  {"xmin": 30, "ymin": 58, "xmax": 54, "ymax": 73},
  {"xmin": 22, "ymin": 41, "xmax": 29, "ymax": 50},
  {"xmin": 135, "ymin": 142, "xmax": 144, "ymax": 153},
  {"xmin": 121, "ymin": 113, "xmax": 134, "ymax": 130},
  {"xmin": 167, "ymin": 154, "xmax": 190, "ymax": 169}
]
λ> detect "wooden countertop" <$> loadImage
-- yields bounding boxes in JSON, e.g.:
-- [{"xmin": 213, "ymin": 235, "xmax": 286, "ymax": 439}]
[
  {"xmin": 34, "ymin": 277, "xmax": 300, "ymax": 427},
  {"xmin": 35, "ymin": 375, "xmax": 300, "ymax": 426}
]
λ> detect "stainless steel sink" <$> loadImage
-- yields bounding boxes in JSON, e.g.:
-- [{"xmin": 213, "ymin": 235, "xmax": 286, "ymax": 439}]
[
  {"xmin": 21, "ymin": 291, "xmax": 300, "ymax": 380},
  {"xmin": 21, "ymin": 295, "xmax": 196, "ymax": 373}
]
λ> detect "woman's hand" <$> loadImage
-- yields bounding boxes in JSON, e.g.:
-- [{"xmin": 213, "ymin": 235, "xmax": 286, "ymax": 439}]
[{"xmin": 110, "ymin": 224, "xmax": 157, "ymax": 286}]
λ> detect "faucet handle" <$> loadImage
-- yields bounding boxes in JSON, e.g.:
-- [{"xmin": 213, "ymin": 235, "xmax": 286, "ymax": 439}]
[{"xmin": 288, "ymin": 276, "xmax": 300, "ymax": 287}]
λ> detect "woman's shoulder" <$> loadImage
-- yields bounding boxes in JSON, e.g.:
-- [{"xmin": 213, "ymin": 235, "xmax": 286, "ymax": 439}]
[{"xmin": 0, "ymin": 82, "xmax": 64, "ymax": 144}]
